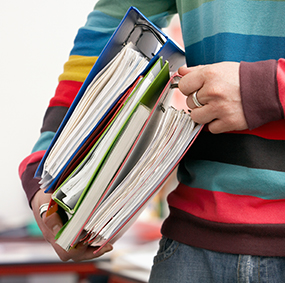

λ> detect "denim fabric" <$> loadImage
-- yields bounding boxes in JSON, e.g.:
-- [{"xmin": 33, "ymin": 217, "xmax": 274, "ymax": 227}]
[{"xmin": 148, "ymin": 236, "xmax": 285, "ymax": 283}]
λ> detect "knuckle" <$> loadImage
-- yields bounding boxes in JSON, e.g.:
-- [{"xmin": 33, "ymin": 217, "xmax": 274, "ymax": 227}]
[
  {"xmin": 207, "ymin": 84, "xmax": 223, "ymax": 98},
  {"xmin": 218, "ymin": 102, "xmax": 230, "ymax": 113},
  {"xmin": 203, "ymin": 65, "xmax": 218, "ymax": 79}
]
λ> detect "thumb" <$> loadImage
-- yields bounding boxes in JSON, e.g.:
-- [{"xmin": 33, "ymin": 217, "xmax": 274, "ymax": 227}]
[
  {"xmin": 178, "ymin": 65, "xmax": 192, "ymax": 76},
  {"xmin": 178, "ymin": 64, "xmax": 206, "ymax": 76},
  {"xmin": 43, "ymin": 211, "xmax": 63, "ymax": 236}
]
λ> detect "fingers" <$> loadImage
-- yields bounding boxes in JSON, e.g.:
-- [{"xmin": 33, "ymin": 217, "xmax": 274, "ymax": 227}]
[
  {"xmin": 41, "ymin": 208, "xmax": 113, "ymax": 261},
  {"xmin": 178, "ymin": 65, "xmax": 205, "ymax": 76},
  {"xmin": 31, "ymin": 186, "xmax": 114, "ymax": 261},
  {"xmin": 190, "ymin": 102, "xmax": 248, "ymax": 134},
  {"xmin": 55, "ymin": 242, "xmax": 113, "ymax": 262},
  {"xmin": 186, "ymin": 91, "xmax": 205, "ymax": 109},
  {"xmin": 42, "ymin": 210, "xmax": 63, "ymax": 237},
  {"xmin": 178, "ymin": 65, "xmax": 206, "ymax": 96},
  {"xmin": 207, "ymin": 119, "xmax": 234, "ymax": 134},
  {"xmin": 31, "ymin": 189, "xmax": 114, "ymax": 262},
  {"xmin": 94, "ymin": 243, "xmax": 113, "ymax": 257},
  {"xmin": 178, "ymin": 73, "xmax": 203, "ymax": 97},
  {"xmin": 41, "ymin": 211, "xmax": 113, "ymax": 262},
  {"xmin": 177, "ymin": 62, "xmax": 248, "ymax": 133},
  {"xmin": 189, "ymin": 104, "xmax": 215, "ymax": 125}
]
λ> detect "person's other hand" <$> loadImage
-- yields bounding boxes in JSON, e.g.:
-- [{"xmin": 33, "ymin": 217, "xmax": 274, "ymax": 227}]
[
  {"xmin": 31, "ymin": 189, "xmax": 113, "ymax": 261},
  {"xmin": 178, "ymin": 62, "xmax": 248, "ymax": 133}
]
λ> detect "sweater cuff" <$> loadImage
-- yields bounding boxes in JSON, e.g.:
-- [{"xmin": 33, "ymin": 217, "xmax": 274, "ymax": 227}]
[
  {"xmin": 240, "ymin": 60, "xmax": 283, "ymax": 129},
  {"xmin": 20, "ymin": 162, "xmax": 41, "ymax": 207}
]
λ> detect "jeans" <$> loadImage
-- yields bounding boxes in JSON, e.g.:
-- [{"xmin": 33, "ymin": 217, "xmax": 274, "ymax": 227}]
[{"xmin": 148, "ymin": 236, "xmax": 285, "ymax": 283}]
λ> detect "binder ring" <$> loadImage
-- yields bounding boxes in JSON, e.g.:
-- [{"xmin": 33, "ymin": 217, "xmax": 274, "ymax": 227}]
[
  {"xmin": 134, "ymin": 23, "xmax": 166, "ymax": 45},
  {"xmin": 170, "ymin": 75, "xmax": 181, "ymax": 89},
  {"xmin": 123, "ymin": 23, "xmax": 166, "ymax": 58}
]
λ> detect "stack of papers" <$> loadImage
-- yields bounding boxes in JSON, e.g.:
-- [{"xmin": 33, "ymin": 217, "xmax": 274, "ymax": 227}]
[{"xmin": 35, "ymin": 7, "xmax": 202, "ymax": 252}]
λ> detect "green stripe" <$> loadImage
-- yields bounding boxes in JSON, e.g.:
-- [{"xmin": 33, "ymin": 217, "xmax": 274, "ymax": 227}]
[
  {"xmin": 176, "ymin": 0, "xmax": 214, "ymax": 14},
  {"xmin": 179, "ymin": 160, "xmax": 285, "ymax": 200},
  {"xmin": 95, "ymin": 0, "xmax": 176, "ymax": 20}
]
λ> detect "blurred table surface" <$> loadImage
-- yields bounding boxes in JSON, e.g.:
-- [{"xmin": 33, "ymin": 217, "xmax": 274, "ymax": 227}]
[{"xmin": 0, "ymin": 220, "xmax": 162, "ymax": 283}]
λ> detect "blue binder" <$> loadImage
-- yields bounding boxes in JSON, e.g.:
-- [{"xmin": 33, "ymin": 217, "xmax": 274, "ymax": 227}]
[{"xmin": 35, "ymin": 6, "xmax": 185, "ymax": 192}]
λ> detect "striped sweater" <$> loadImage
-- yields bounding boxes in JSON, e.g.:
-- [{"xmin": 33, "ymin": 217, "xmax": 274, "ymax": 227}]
[{"xmin": 19, "ymin": 0, "xmax": 285, "ymax": 256}]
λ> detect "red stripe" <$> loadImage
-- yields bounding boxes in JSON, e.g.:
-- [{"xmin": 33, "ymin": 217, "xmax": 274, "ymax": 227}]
[
  {"xmin": 229, "ymin": 120, "xmax": 285, "ymax": 140},
  {"xmin": 201, "ymin": 119, "xmax": 285, "ymax": 140},
  {"xmin": 277, "ymin": 58, "xmax": 285, "ymax": 113},
  {"xmin": 18, "ymin": 151, "xmax": 45, "ymax": 177},
  {"xmin": 167, "ymin": 183, "xmax": 285, "ymax": 224},
  {"xmin": 49, "ymin": 80, "xmax": 83, "ymax": 107}
]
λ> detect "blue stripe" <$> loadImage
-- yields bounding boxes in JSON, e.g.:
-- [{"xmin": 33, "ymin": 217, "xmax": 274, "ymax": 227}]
[
  {"xmin": 185, "ymin": 33, "xmax": 285, "ymax": 66},
  {"xmin": 70, "ymin": 11, "xmax": 120, "ymax": 56},
  {"xmin": 84, "ymin": 10, "xmax": 171, "ymax": 33},
  {"xmin": 178, "ymin": 160, "xmax": 285, "ymax": 200},
  {"xmin": 32, "ymin": 131, "xmax": 55, "ymax": 153},
  {"xmin": 70, "ymin": 28, "xmax": 113, "ymax": 57},
  {"xmin": 70, "ymin": 10, "xmax": 172, "ymax": 57},
  {"xmin": 182, "ymin": 0, "xmax": 285, "ymax": 47}
]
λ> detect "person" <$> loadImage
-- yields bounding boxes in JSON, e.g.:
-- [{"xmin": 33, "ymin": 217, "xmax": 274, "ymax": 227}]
[{"xmin": 19, "ymin": 0, "xmax": 285, "ymax": 281}]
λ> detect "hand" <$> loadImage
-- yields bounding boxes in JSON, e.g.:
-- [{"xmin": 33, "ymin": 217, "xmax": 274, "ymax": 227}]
[
  {"xmin": 178, "ymin": 62, "xmax": 248, "ymax": 134},
  {"xmin": 31, "ymin": 189, "xmax": 113, "ymax": 261}
]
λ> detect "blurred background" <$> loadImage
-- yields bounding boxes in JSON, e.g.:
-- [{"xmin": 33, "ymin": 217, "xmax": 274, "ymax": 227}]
[{"xmin": 0, "ymin": 0, "xmax": 97, "ymax": 231}]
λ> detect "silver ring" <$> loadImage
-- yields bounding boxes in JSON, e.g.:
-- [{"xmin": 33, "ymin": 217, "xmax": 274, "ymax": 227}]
[
  {"xmin": 39, "ymin": 203, "xmax": 49, "ymax": 218},
  {"xmin": 192, "ymin": 91, "xmax": 203, "ymax": 108}
]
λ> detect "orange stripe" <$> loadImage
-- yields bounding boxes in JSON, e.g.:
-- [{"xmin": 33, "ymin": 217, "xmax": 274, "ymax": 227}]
[{"xmin": 168, "ymin": 183, "xmax": 285, "ymax": 224}]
